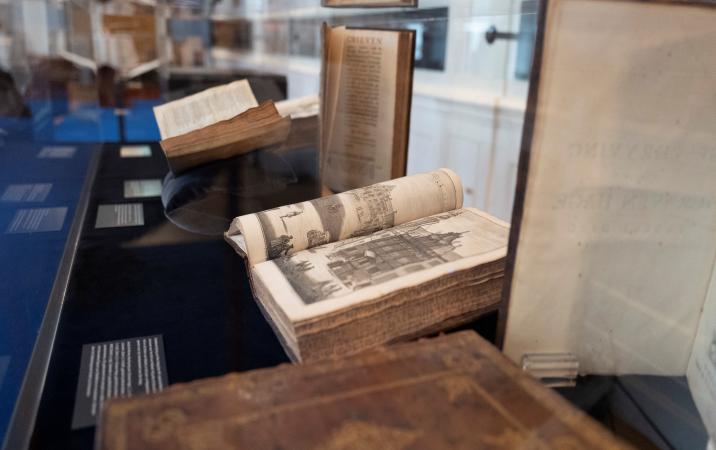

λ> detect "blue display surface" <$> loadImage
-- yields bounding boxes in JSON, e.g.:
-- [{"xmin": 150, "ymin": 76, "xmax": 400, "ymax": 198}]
[
  {"xmin": 123, "ymin": 100, "xmax": 162, "ymax": 143},
  {"xmin": 0, "ymin": 140, "xmax": 95, "ymax": 444},
  {"xmin": 13, "ymin": 99, "xmax": 161, "ymax": 145},
  {"xmin": 52, "ymin": 108, "xmax": 120, "ymax": 143}
]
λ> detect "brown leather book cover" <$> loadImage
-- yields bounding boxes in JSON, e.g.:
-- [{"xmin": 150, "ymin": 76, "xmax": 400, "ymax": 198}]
[{"xmin": 97, "ymin": 331, "xmax": 630, "ymax": 450}]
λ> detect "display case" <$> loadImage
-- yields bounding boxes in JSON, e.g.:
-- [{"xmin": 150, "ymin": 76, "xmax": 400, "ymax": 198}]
[
  {"xmin": 0, "ymin": 0, "xmax": 712, "ymax": 449},
  {"xmin": 500, "ymin": 0, "xmax": 716, "ymax": 446}
]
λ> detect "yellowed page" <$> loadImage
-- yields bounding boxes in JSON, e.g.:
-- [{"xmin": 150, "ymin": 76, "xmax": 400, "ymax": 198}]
[
  {"xmin": 503, "ymin": 0, "xmax": 716, "ymax": 375},
  {"xmin": 322, "ymin": 28, "xmax": 400, "ymax": 191},
  {"xmin": 153, "ymin": 80, "xmax": 258, "ymax": 140}
]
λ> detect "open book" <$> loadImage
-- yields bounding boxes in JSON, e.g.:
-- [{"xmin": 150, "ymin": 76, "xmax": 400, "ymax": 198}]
[
  {"xmin": 500, "ymin": 0, "xmax": 716, "ymax": 438},
  {"xmin": 153, "ymin": 80, "xmax": 298, "ymax": 174},
  {"xmin": 320, "ymin": 25, "xmax": 415, "ymax": 192},
  {"xmin": 225, "ymin": 169, "xmax": 509, "ymax": 362}
]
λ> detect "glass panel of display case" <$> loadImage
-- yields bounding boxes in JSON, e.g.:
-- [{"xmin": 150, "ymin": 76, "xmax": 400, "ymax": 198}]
[{"xmin": 501, "ymin": 0, "xmax": 716, "ymax": 441}]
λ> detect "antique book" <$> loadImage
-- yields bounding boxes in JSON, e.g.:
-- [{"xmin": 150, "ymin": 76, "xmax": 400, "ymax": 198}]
[
  {"xmin": 154, "ymin": 80, "xmax": 258, "ymax": 140},
  {"xmin": 225, "ymin": 169, "xmax": 509, "ymax": 362},
  {"xmin": 320, "ymin": 25, "xmax": 415, "ymax": 192},
  {"xmin": 499, "ymin": 0, "xmax": 716, "ymax": 438},
  {"xmin": 153, "ymin": 80, "xmax": 291, "ymax": 174},
  {"xmin": 97, "ymin": 331, "xmax": 630, "ymax": 450}
]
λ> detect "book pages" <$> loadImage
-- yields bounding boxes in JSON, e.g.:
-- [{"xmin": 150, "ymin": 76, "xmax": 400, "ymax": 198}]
[
  {"xmin": 226, "ymin": 169, "xmax": 463, "ymax": 266},
  {"xmin": 322, "ymin": 27, "xmax": 400, "ymax": 191},
  {"xmin": 275, "ymin": 95, "xmax": 319, "ymax": 119},
  {"xmin": 503, "ymin": 0, "xmax": 716, "ymax": 375},
  {"xmin": 252, "ymin": 208, "xmax": 508, "ymax": 322},
  {"xmin": 153, "ymin": 80, "xmax": 258, "ymax": 140}
]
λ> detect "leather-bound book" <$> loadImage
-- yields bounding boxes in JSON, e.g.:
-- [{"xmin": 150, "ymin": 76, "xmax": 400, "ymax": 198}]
[
  {"xmin": 224, "ymin": 169, "xmax": 509, "ymax": 363},
  {"xmin": 158, "ymin": 101, "xmax": 290, "ymax": 174},
  {"xmin": 153, "ymin": 80, "xmax": 291, "ymax": 174},
  {"xmin": 320, "ymin": 24, "xmax": 415, "ymax": 192},
  {"xmin": 97, "ymin": 331, "xmax": 630, "ymax": 450}
]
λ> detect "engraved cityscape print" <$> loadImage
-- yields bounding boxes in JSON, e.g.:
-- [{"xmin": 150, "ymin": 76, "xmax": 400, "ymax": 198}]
[
  {"xmin": 260, "ymin": 181, "xmax": 399, "ymax": 260},
  {"xmin": 347, "ymin": 184, "xmax": 396, "ymax": 238},
  {"xmin": 273, "ymin": 211, "xmax": 466, "ymax": 305},
  {"xmin": 309, "ymin": 195, "xmax": 345, "ymax": 243}
]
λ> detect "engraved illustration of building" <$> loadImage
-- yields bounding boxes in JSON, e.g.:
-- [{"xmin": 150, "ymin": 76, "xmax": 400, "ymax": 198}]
[
  {"xmin": 273, "ymin": 257, "xmax": 342, "ymax": 304},
  {"xmin": 327, "ymin": 226, "xmax": 464, "ymax": 290},
  {"xmin": 349, "ymin": 184, "xmax": 397, "ymax": 238},
  {"xmin": 275, "ymin": 210, "xmax": 469, "ymax": 305}
]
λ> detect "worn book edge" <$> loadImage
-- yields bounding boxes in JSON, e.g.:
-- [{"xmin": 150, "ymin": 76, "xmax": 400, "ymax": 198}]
[
  {"xmin": 254, "ymin": 264, "xmax": 505, "ymax": 362},
  {"xmin": 224, "ymin": 222, "xmax": 247, "ymax": 259}
]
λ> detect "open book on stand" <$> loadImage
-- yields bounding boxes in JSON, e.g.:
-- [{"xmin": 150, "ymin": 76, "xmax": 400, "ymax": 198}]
[
  {"xmin": 225, "ymin": 169, "xmax": 509, "ymax": 362},
  {"xmin": 153, "ymin": 80, "xmax": 318, "ymax": 174}
]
